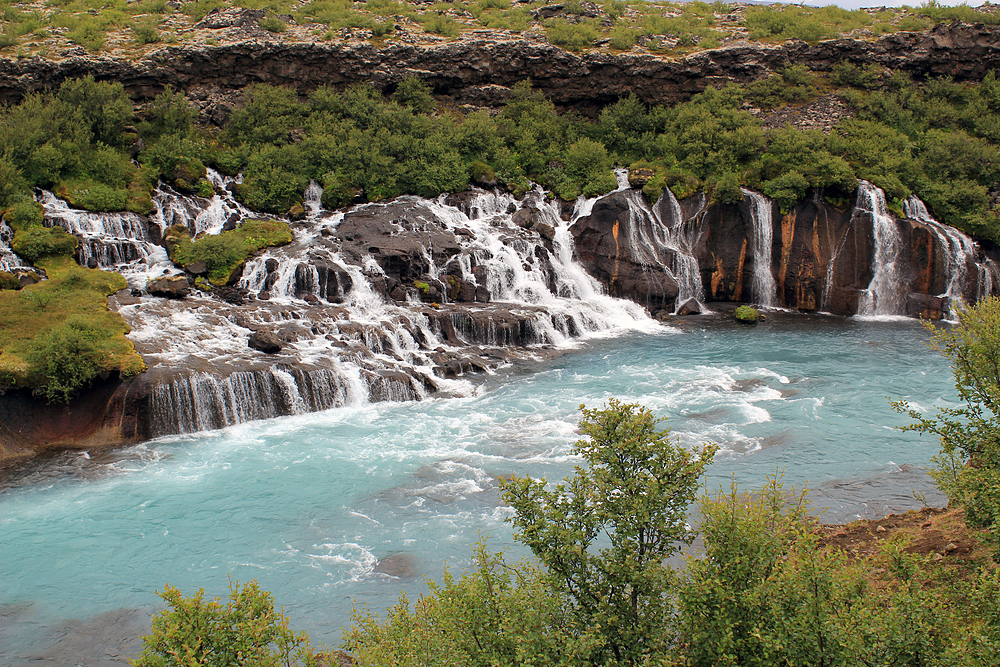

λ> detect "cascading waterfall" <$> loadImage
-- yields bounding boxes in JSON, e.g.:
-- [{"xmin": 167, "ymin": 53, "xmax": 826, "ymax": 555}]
[
  {"xmin": 39, "ymin": 190, "xmax": 172, "ymax": 285},
  {"xmin": 0, "ymin": 220, "xmax": 28, "ymax": 272},
  {"xmin": 903, "ymin": 195, "xmax": 999, "ymax": 312},
  {"xmin": 742, "ymin": 189, "xmax": 778, "ymax": 308},
  {"xmin": 856, "ymin": 181, "xmax": 906, "ymax": 318},
  {"xmin": 612, "ymin": 186, "xmax": 707, "ymax": 312},
  {"xmin": 153, "ymin": 168, "xmax": 257, "ymax": 236},
  {"xmin": 658, "ymin": 188, "xmax": 707, "ymax": 311},
  {"xmin": 114, "ymin": 181, "xmax": 659, "ymax": 437}
]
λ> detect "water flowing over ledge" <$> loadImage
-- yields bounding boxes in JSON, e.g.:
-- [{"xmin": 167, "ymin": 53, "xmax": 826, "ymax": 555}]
[{"xmin": 1, "ymin": 176, "xmax": 998, "ymax": 456}]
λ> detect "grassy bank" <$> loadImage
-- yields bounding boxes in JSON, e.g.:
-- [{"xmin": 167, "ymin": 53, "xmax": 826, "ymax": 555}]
[
  {"xmin": 1, "ymin": 0, "xmax": 998, "ymax": 59},
  {"xmin": 0, "ymin": 255, "xmax": 144, "ymax": 403}
]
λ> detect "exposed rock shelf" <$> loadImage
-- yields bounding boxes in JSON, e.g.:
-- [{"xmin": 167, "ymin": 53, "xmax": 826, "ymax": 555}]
[{"xmin": 4, "ymin": 23, "xmax": 1000, "ymax": 112}]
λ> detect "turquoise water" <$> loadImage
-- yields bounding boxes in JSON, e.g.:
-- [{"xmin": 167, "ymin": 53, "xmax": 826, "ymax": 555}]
[{"xmin": 0, "ymin": 314, "xmax": 955, "ymax": 659}]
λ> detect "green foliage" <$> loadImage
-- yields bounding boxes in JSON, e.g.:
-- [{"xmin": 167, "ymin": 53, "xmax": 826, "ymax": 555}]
[
  {"xmin": 27, "ymin": 315, "xmax": 110, "ymax": 403},
  {"xmin": 734, "ymin": 304, "xmax": 760, "ymax": 323},
  {"xmin": 892, "ymin": 298, "xmax": 1000, "ymax": 554},
  {"xmin": 710, "ymin": 171, "xmax": 743, "ymax": 203},
  {"xmin": 344, "ymin": 542, "xmax": 597, "ymax": 666},
  {"xmin": 131, "ymin": 16, "xmax": 162, "ymax": 44},
  {"xmin": 0, "ymin": 271, "xmax": 18, "ymax": 290},
  {"xmin": 167, "ymin": 219, "xmax": 293, "ymax": 285},
  {"xmin": 545, "ymin": 19, "xmax": 599, "ymax": 51},
  {"xmin": 501, "ymin": 399, "xmax": 717, "ymax": 664},
  {"xmin": 12, "ymin": 225, "xmax": 77, "ymax": 262},
  {"xmin": 133, "ymin": 578, "xmax": 316, "ymax": 667},
  {"xmin": 4, "ymin": 199, "xmax": 43, "ymax": 229},
  {"xmin": 830, "ymin": 61, "xmax": 883, "ymax": 90},
  {"xmin": 762, "ymin": 170, "xmax": 809, "ymax": 213},
  {"xmin": 57, "ymin": 76, "xmax": 132, "ymax": 147},
  {"xmin": 391, "ymin": 75, "xmax": 436, "ymax": 114},
  {"xmin": 260, "ymin": 15, "xmax": 287, "ymax": 32}
]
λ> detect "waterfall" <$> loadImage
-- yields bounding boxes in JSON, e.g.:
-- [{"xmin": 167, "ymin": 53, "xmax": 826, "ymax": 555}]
[
  {"xmin": 856, "ymin": 181, "xmax": 906, "ymax": 318},
  {"xmin": 153, "ymin": 168, "xmax": 256, "ymax": 236},
  {"xmin": 658, "ymin": 188, "xmax": 707, "ymax": 312},
  {"xmin": 39, "ymin": 190, "xmax": 172, "ymax": 285},
  {"xmin": 742, "ymin": 189, "xmax": 778, "ymax": 308},
  {"xmin": 304, "ymin": 180, "xmax": 324, "ymax": 216},
  {"xmin": 109, "ymin": 181, "xmax": 660, "ymax": 437},
  {"xmin": 604, "ymin": 185, "xmax": 707, "ymax": 313},
  {"xmin": 903, "ymin": 195, "xmax": 999, "ymax": 314},
  {"xmin": 0, "ymin": 220, "xmax": 28, "ymax": 272}
]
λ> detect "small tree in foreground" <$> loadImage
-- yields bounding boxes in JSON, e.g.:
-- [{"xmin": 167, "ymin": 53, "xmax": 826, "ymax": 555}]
[
  {"xmin": 132, "ymin": 578, "xmax": 316, "ymax": 667},
  {"xmin": 891, "ymin": 297, "xmax": 1000, "ymax": 551},
  {"xmin": 500, "ymin": 399, "xmax": 717, "ymax": 665}
]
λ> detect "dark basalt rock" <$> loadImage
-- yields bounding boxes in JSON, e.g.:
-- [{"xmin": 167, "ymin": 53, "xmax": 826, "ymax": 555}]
[
  {"xmin": 4, "ymin": 24, "xmax": 1000, "ymax": 115},
  {"xmin": 675, "ymin": 298, "xmax": 702, "ymax": 316},
  {"xmin": 248, "ymin": 330, "xmax": 282, "ymax": 353},
  {"xmin": 147, "ymin": 275, "xmax": 190, "ymax": 298},
  {"xmin": 572, "ymin": 191, "xmax": 679, "ymax": 309}
]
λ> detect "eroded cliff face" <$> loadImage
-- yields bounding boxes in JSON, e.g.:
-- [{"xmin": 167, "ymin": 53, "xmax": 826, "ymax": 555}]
[
  {"xmin": 3, "ymin": 23, "xmax": 1000, "ymax": 113},
  {"xmin": 573, "ymin": 186, "xmax": 997, "ymax": 319}
]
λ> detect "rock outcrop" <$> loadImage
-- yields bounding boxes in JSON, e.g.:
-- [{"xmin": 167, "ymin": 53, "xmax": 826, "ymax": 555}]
[
  {"xmin": 3, "ymin": 24, "xmax": 1000, "ymax": 113},
  {"xmin": 573, "ymin": 186, "xmax": 997, "ymax": 318}
]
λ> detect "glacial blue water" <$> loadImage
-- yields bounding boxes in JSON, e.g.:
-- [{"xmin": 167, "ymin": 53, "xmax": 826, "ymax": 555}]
[{"xmin": 0, "ymin": 314, "xmax": 955, "ymax": 661}]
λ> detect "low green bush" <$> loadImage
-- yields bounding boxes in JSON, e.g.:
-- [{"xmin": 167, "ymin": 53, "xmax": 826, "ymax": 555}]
[
  {"xmin": 167, "ymin": 219, "xmax": 293, "ymax": 285},
  {"xmin": 734, "ymin": 304, "xmax": 760, "ymax": 322},
  {"xmin": 545, "ymin": 19, "xmax": 599, "ymax": 51},
  {"xmin": 12, "ymin": 225, "xmax": 77, "ymax": 262},
  {"xmin": 134, "ymin": 579, "xmax": 317, "ymax": 667}
]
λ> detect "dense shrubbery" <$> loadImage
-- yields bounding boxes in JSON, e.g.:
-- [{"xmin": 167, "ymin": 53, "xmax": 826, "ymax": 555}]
[
  {"xmin": 133, "ymin": 578, "xmax": 317, "ymax": 667},
  {"xmin": 166, "ymin": 219, "xmax": 293, "ymax": 285},
  {"xmin": 0, "ymin": 256, "xmax": 144, "ymax": 402},
  {"xmin": 7, "ymin": 67, "xmax": 1000, "ymax": 241},
  {"xmin": 342, "ymin": 402, "xmax": 1000, "ymax": 666},
  {"xmin": 894, "ymin": 297, "xmax": 1000, "ymax": 556}
]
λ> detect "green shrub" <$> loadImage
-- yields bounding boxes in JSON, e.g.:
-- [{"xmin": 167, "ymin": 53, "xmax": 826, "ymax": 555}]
[
  {"xmin": 422, "ymin": 15, "xmax": 460, "ymax": 37},
  {"xmin": 5, "ymin": 199, "xmax": 43, "ymax": 229},
  {"xmin": 131, "ymin": 16, "xmax": 161, "ymax": 44},
  {"xmin": 134, "ymin": 578, "xmax": 316, "ymax": 667},
  {"xmin": 260, "ymin": 15, "xmax": 287, "ymax": 32},
  {"xmin": 12, "ymin": 225, "xmax": 77, "ymax": 262},
  {"xmin": 0, "ymin": 271, "xmax": 18, "ymax": 290},
  {"xmin": 892, "ymin": 297, "xmax": 1000, "ymax": 555},
  {"xmin": 344, "ymin": 542, "xmax": 596, "ymax": 666},
  {"xmin": 501, "ymin": 399, "xmax": 717, "ymax": 664},
  {"xmin": 391, "ymin": 75, "xmax": 436, "ymax": 114},
  {"xmin": 26, "ymin": 316, "xmax": 109, "ymax": 403},
  {"xmin": 167, "ymin": 219, "xmax": 293, "ymax": 284},
  {"xmin": 734, "ymin": 304, "xmax": 760, "ymax": 322},
  {"xmin": 545, "ymin": 19, "xmax": 599, "ymax": 51}
]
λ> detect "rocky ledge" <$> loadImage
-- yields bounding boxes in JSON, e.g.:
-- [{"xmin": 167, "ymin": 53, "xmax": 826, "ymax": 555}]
[{"xmin": 3, "ymin": 23, "xmax": 1000, "ymax": 114}]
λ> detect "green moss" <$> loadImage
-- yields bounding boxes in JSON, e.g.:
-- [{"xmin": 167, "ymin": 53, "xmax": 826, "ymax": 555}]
[
  {"xmin": 734, "ymin": 305, "xmax": 760, "ymax": 324},
  {"xmin": 0, "ymin": 255, "xmax": 144, "ymax": 401},
  {"xmin": 167, "ymin": 219, "xmax": 294, "ymax": 285},
  {"xmin": 12, "ymin": 225, "xmax": 77, "ymax": 263},
  {"xmin": 0, "ymin": 271, "xmax": 19, "ymax": 290},
  {"xmin": 413, "ymin": 280, "xmax": 430, "ymax": 294}
]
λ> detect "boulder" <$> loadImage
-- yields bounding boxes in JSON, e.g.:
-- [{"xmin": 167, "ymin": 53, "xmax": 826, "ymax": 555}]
[
  {"xmin": 185, "ymin": 260, "xmax": 208, "ymax": 275},
  {"xmin": 147, "ymin": 275, "xmax": 190, "ymax": 298},
  {"xmin": 248, "ymin": 330, "xmax": 282, "ymax": 354},
  {"xmin": 675, "ymin": 298, "xmax": 702, "ymax": 315}
]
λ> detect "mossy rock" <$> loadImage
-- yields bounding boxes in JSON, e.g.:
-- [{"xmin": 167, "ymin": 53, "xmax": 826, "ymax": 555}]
[
  {"xmin": 167, "ymin": 219, "xmax": 293, "ymax": 285},
  {"xmin": 734, "ymin": 305, "xmax": 761, "ymax": 324}
]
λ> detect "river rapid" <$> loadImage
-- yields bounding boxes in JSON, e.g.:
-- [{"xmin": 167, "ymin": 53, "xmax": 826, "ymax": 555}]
[{"xmin": 0, "ymin": 310, "xmax": 955, "ymax": 663}]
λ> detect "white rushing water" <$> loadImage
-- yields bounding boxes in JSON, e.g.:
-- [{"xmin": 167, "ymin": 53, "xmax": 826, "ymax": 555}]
[
  {"xmin": 742, "ymin": 189, "xmax": 778, "ymax": 308},
  {"xmin": 856, "ymin": 181, "xmax": 907, "ymax": 319},
  {"xmin": 903, "ymin": 194, "xmax": 1000, "ymax": 316}
]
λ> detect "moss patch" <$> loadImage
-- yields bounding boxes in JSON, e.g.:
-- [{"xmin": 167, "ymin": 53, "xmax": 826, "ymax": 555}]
[
  {"xmin": 734, "ymin": 305, "xmax": 761, "ymax": 323},
  {"xmin": 166, "ymin": 219, "xmax": 293, "ymax": 285},
  {"xmin": 0, "ymin": 255, "xmax": 145, "ymax": 402}
]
